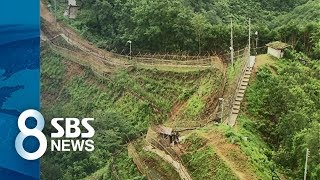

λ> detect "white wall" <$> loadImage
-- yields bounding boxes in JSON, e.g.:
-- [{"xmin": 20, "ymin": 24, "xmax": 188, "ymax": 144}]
[{"xmin": 267, "ymin": 47, "xmax": 283, "ymax": 58}]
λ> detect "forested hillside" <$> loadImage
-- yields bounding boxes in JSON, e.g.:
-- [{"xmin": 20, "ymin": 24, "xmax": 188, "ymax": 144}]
[
  {"xmin": 60, "ymin": 0, "xmax": 319, "ymax": 55},
  {"xmin": 245, "ymin": 51, "xmax": 320, "ymax": 179},
  {"xmin": 273, "ymin": 0, "xmax": 320, "ymax": 27},
  {"xmin": 272, "ymin": 0, "xmax": 320, "ymax": 58}
]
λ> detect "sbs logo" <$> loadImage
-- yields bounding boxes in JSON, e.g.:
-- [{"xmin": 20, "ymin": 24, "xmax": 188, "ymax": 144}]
[
  {"xmin": 15, "ymin": 109, "xmax": 47, "ymax": 160},
  {"xmin": 15, "ymin": 109, "xmax": 95, "ymax": 160}
]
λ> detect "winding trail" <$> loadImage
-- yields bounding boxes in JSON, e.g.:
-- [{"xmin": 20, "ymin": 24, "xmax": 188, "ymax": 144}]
[{"xmin": 199, "ymin": 131, "xmax": 259, "ymax": 180}]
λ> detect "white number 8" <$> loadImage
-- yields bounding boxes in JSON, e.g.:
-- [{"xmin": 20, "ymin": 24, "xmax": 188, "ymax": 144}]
[{"xmin": 15, "ymin": 109, "xmax": 47, "ymax": 160}]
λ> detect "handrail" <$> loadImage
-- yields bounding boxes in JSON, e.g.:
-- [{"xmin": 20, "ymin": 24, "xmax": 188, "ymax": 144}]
[{"xmin": 225, "ymin": 47, "xmax": 250, "ymax": 123}]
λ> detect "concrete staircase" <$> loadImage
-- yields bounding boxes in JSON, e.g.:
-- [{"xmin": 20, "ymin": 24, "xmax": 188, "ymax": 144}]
[{"xmin": 228, "ymin": 56, "xmax": 256, "ymax": 127}]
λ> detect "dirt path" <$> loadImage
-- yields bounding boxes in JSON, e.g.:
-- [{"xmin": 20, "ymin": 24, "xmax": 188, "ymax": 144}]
[
  {"xmin": 199, "ymin": 131, "xmax": 258, "ymax": 180},
  {"xmin": 144, "ymin": 145, "xmax": 192, "ymax": 180},
  {"xmin": 40, "ymin": 0, "xmax": 55, "ymax": 23},
  {"xmin": 253, "ymin": 54, "xmax": 277, "ymax": 75}
]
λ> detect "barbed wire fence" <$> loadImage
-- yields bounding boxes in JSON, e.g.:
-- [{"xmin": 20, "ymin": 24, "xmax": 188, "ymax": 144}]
[
  {"xmin": 41, "ymin": 18, "xmax": 249, "ymax": 71},
  {"xmin": 220, "ymin": 46, "xmax": 267, "ymax": 124},
  {"xmin": 41, "ymin": 7, "xmax": 275, "ymax": 180},
  {"xmin": 148, "ymin": 138, "xmax": 192, "ymax": 180},
  {"xmin": 221, "ymin": 48, "xmax": 250, "ymax": 123},
  {"xmin": 42, "ymin": 18, "xmax": 269, "ymax": 127},
  {"xmin": 128, "ymin": 143, "xmax": 156, "ymax": 180}
]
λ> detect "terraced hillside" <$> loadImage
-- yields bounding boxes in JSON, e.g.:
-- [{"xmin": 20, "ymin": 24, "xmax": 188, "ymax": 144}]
[
  {"xmin": 40, "ymin": 42, "xmax": 225, "ymax": 179},
  {"xmin": 40, "ymin": 0, "xmax": 320, "ymax": 179}
]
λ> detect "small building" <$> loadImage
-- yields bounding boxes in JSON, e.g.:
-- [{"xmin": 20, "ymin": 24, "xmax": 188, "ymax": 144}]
[
  {"xmin": 64, "ymin": 0, "xmax": 80, "ymax": 19},
  {"xmin": 266, "ymin": 41, "xmax": 290, "ymax": 58},
  {"xmin": 153, "ymin": 125, "xmax": 179, "ymax": 145}
]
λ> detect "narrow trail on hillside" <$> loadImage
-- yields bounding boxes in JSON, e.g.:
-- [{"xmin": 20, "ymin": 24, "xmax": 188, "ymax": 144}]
[
  {"xmin": 200, "ymin": 132, "xmax": 258, "ymax": 180},
  {"xmin": 144, "ymin": 145, "xmax": 192, "ymax": 180}
]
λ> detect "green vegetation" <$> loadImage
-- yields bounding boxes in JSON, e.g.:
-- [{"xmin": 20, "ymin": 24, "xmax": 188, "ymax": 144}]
[
  {"xmin": 40, "ymin": 45, "xmax": 221, "ymax": 179},
  {"xmin": 47, "ymin": 0, "xmax": 319, "ymax": 56},
  {"xmin": 138, "ymin": 150, "xmax": 181, "ymax": 180},
  {"xmin": 226, "ymin": 58, "xmax": 243, "ymax": 83},
  {"xmin": 220, "ymin": 117, "xmax": 275, "ymax": 179},
  {"xmin": 245, "ymin": 51, "xmax": 320, "ymax": 179},
  {"xmin": 124, "ymin": 68, "xmax": 218, "ymax": 114},
  {"xmin": 182, "ymin": 146, "xmax": 237, "ymax": 180},
  {"xmin": 183, "ymin": 132, "xmax": 208, "ymax": 152},
  {"xmin": 41, "ymin": 47, "xmax": 151, "ymax": 179},
  {"xmin": 85, "ymin": 152, "xmax": 145, "ymax": 180},
  {"xmin": 182, "ymin": 72, "xmax": 222, "ymax": 119},
  {"xmin": 273, "ymin": 1, "xmax": 320, "ymax": 27},
  {"xmin": 41, "ymin": 0, "xmax": 320, "ymax": 179},
  {"xmin": 41, "ymin": 49, "xmax": 65, "ymax": 95}
]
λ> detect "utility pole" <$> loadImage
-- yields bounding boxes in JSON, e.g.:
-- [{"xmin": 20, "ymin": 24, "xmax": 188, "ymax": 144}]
[
  {"xmin": 198, "ymin": 33, "xmax": 201, "ymax": 55},
  {"xmin": 248, "ymin": 18, "xmax": 251, "ymax": 59},
  {"xmin": 127, "ymin": 40, "xmax": 132, "ymax": 60},
  {"xmin": 255, "ymin": 31, "xmax": 258, "ymax": 48},
  {"xmin": 255, "ymin": 31, "xmax": 258, "ymax": 54},
  {"xmin": 219, "ymin": 98, "xmax": 224, "ymax": 123},
  {"xmin": 230, "ymin": 18, "xmax": 234, "ymax": 67},
  {"xmin": 304, "ymin": 148, "xmax": 310, "ymax": 180}
]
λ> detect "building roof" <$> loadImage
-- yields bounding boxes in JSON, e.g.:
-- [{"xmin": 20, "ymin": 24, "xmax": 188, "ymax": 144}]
[
  {"xmin": 68, "ymin": 0, "xmax": 77, "ymax": 6},
  {"xmin": 266, "ymin": 41, "xmax": 290, "ymax": 50},
  {"xmin": 154, "ymin": 125, "xmax": 173, "ymax": 135}
]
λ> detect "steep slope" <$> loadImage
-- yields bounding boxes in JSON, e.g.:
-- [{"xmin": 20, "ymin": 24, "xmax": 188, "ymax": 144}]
[
  {"xmin": 242, "ymin": 52, "xmax": 320, "ymax": 179},
  {"xmin": 40, "ymin": 0, "xmax": 320, "ymax": 179},
  {"xmin": 40, "ymin": 43, "xmax": 224, "ymax": 179},
  {"xmin": 179, "ymin": 128, "xmax": 265, "ymax": 180}
]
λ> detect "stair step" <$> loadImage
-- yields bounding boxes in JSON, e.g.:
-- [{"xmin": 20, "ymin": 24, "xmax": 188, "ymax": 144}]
[
  {"xmin": 236, "ymin": 97, "xmax": 243, "ymax": 101},
  {"xmin": 242, "ymin": 78, "xmax": 249, "ymax": 82},
  {"xmin": 241, "ymin": 82, "xmax": 249, "ymax": 86},
  {"xmin": 237, "ymin": 93, "xmax": 244, "ymax": 98},
  {"xmin": 239, "ymin": 86, "xmax": 247, "ymax": 90},
  {"xmin": 232, "ymin": 109, "xmax": 240, "ymax": 114},
  {"xmin": 233, "ymin": 105, "xmax": 240, "ymax": 110},
  {"xmin": 238, "ymin": 89, "xmax": 245, "ymax": 94},
  {"xmin": 245, "ymin": 71, "xmax": 252, "ymax": 75},
  {"xmin": 234, "ymin": 101, "xmax": 241, "ymax": 105},
  {"xmin": 243, "ymin": 74, "xmax": 251, "ymax": 79}
]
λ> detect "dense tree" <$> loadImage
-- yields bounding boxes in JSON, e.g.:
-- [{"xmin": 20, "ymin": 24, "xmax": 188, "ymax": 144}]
[
  {"xmin": 275, "ymin": 22, "xmax": 320, "ymax": 58},
  {"xmin": 247, "ymin": 51, "xmax": 320, "ymax": 178},
  {"xmin": 191, "ymin": 13, "xmax": 212, "ymax": 54},
  {"xmin": 69, "ymin": 0, "xmax": 319, "ymax": 55}
]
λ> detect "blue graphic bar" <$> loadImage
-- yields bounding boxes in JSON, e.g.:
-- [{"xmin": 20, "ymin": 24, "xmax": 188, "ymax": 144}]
[{"xmin": 0, "ymin": 0, "xmax": 40, "ymax": 179}]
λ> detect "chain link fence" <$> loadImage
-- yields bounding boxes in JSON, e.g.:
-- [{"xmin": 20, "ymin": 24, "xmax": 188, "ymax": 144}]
[{"xmin": 221, "ymin": 48, "xmax": 250, "ymax": 123}]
